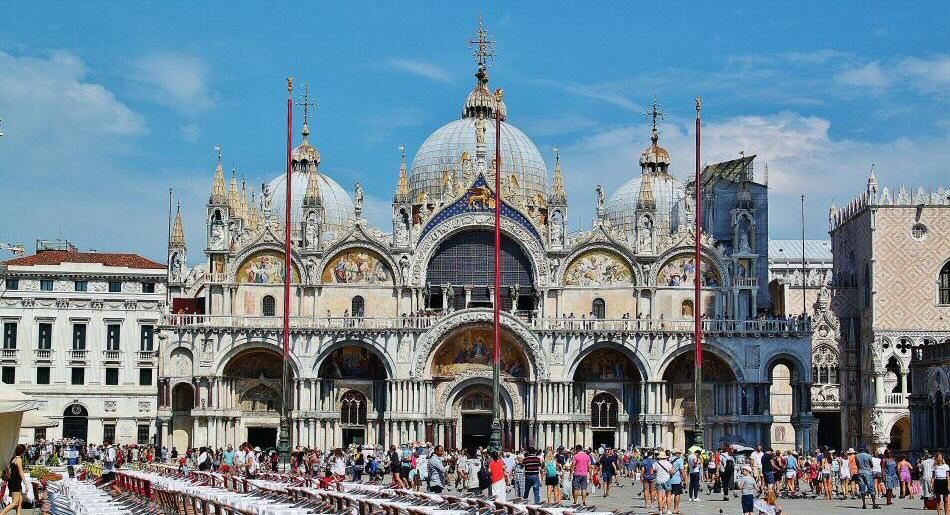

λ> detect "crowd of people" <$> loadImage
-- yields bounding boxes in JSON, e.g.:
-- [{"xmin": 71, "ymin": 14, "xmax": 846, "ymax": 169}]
[{"xmin": 6, "ymin": 438, "xmax": 950, "ymax": 515}]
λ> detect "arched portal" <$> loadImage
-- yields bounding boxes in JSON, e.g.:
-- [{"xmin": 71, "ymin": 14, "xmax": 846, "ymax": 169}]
[
  {"xmin": 172, "ymin": 383, "xmax": 195, "ymax": 411},
  {"xmin": 221, "ymin": 348, "xmax": 288, "ymax": 450},
  {"xmin": 170, "ymin": 383, "xmax": 195, "ymax": 451},
  {"xmin": 456, "ymin": 386, "xmax": 496, "ymax": 450},
  {"xmin": 590, "ymin": 393, "xmax": 619, "ymax": 448},
  {"xmin": 425, "ymin": 230, "xmax": 534, "ymax": 311},
  {"xmin": 889, "ymin": 415, "xmax": 910, "ymax": 451},
  {"xmin": 663, "ymin": 351, "xmax": 738, "ymax": 449},
  {"xmin": 62, "ymin": 404, "xmax": 88, "ymax": 441},
  {"xmin": 341, "ymin": 390, "xmax": 369, "ymax": 447}
]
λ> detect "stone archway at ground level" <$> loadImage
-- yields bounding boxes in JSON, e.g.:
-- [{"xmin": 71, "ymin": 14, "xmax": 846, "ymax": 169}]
[
  {"xmin": 888, "ymin": 415, "xmax": 911, "ymax": 451},
  {"xmin": 661, "ymin": 350, "xmax": 743, "ymax": 450}
]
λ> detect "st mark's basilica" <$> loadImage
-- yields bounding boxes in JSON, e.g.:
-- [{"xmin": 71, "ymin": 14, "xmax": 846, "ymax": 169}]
[{"xmin": 156, "ymin": 32, "xmax": 814, "ymax": 454}]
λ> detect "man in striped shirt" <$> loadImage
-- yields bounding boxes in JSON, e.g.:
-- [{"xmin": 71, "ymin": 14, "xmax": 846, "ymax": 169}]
[{"xmin": 522, "ymin": 448, "xmax": 543, "ymax": 504}]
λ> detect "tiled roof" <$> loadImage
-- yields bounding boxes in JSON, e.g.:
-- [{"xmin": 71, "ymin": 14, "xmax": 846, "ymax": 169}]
[
  {"xmin": 769, "ymin": 239, "xmax": 832, "ymax": 262},
  {"xmin": 4, "ymin": 250, "xmax": 166, "ymax": 269}
]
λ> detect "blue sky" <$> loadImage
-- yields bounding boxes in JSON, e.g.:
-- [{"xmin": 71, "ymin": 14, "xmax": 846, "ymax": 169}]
[{"xmin": 1, "ymin": 2, "xmax": 948, "ymax": 261}]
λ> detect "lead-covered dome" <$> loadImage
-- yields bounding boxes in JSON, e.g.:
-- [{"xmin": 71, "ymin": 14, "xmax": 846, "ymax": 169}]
[
  {"xmin": 267, "ymin": 127, "xmax": 354, "ymax": 240},
  {"xmin": 606, "ymin": 128, "xmax": 687, "ymax": 237},
  {"xmin": 409, "ymin": 64, "xmax": 548, "ymax": 203}
]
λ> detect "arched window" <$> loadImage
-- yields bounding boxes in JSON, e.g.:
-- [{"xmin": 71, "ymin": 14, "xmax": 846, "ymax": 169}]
[
  {"xmin": 262, "ymin": 295, "xmax": 276, "ymax": 317},
  {"xmin": 590, "ymin": 393, "xmax": 618, "ymax": 429},
  {"xmin": 940, "ymin": 261, "xmax": 950, "ymax": 305},
  {"xmin": 592, "ymin": 298, "xmax": 606, "ymax": 319},
  {"xmin": 340, "ymin": 390, "xmax": 367, "ymax": 426},
  {"xmin": 351, "ymin": 296, "xmax": 365, "ymax": 318}
]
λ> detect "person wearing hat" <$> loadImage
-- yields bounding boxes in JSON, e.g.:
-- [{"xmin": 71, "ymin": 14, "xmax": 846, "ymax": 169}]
[
  {"xmin": 737, "ymin": 464, "xmax": 758, "ymax": 515},
  {"xmin": 667, "ymin": 448, "xmax": 686, "ymax": 513}
]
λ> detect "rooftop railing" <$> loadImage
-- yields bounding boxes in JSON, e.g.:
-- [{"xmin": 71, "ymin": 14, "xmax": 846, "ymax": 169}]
[{"xmin": 162, "ymin": 310, "xmax": 811, "ymax": 335}]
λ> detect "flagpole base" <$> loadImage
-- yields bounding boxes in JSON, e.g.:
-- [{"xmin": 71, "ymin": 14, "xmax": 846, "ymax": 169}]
[{"xmin": 489, "ymin": 418, "xmax": 503, "ymax": 452}]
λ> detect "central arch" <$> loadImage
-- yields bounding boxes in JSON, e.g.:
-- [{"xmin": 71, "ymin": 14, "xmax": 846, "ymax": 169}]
[
  {"xmin": 413, "ymin": 308, "xmax": 548, "ymax": 379},
  {"xmin": 662, "ymin": 349, "xmax": 741, "ymax": 449}
]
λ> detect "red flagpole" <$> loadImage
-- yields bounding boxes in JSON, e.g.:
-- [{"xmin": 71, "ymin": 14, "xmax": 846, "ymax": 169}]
[
  {"xmin": 491, "ymin": 89, "xmax": 505, "ymax": 451},
  {"xmin": 693, "ymin": 97, "xmax": 704, "ymax": 446},
  {"xmin": 280, "ymin": 77, "xmax": 293, "ymax": 464},
  {"xmin": 284, "ymin": 79, "xmax": 293, "ymax": 360}
]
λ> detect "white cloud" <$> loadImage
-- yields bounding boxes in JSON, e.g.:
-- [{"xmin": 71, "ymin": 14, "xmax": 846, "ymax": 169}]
[
  {"xmin": 897, "ymin": 55, "xmax": 950, "ymax": 97},
  {"xmin": 835, "ymin": 61, "xmax": 890, "ymax": 90},
  {"xmin": 129, "ymin": 52, "xmax": 215, "ymax": 113},
  {"xmin": 557, "ymin": 112, "xmax": 949, "ymax": 239},
  {"xmin": 386, "ymin": 58, "xmax": 452, "ymax": 83},
  {"xmin": 0, "ymin": 50, "xmax": 146, "ymax": 138}
]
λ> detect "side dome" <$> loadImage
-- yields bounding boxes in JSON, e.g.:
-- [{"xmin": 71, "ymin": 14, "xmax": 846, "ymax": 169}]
[
  {"xmin": 267, "ymin": 169, "xmax": 353, "ymax": 236},
  {"xmin": 409, "ymin": 117, "xmax": 548, "ymax": 203},
  {"xmin": 606, "ymin": 172, "xmax": 687, "ymax": 237}
]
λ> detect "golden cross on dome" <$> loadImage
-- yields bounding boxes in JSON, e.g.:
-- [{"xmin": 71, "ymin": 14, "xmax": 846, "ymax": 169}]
[
  {"xmin": 296, "ymin": 82, "xmax": 317, "ymax": 124},
  {"xmin": 467, "ymin": 17, "xmax": 495, "ymax": 67},
  {"xmin": 644, "ymin": 95, "xmax": 665, "ymax": 131}
]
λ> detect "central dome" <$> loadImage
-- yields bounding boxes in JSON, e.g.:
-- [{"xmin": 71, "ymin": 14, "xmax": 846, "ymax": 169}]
[
  {"xmin": 410, "ymin": 118, "xmax": 548, "ymax": 204},
  {"xmin": 409, "ymin": 65, "xmax": 548, "ymax": 204}
]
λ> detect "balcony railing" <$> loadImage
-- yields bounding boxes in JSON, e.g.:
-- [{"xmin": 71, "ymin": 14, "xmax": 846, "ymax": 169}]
[
  {"xmin": 68, "ymin": 349, "xmax": 88, "ymax": 362},
  {"xmin": 163, "ymin": 311, "xmax": 811, "ymax": 335},
  {"xmin": 0, "ymin": 348, "xmax": 18, "ymax": 361},
  {"xmin": 884, "ymin": 392, "xmax": 908, "ymax": 406},
  {"xmin": 137, "ymin": 350, "xmax": 156, "ymax": 361},
  {"xmin": 734, "ymin": 277, "xmax": 758, "ymax": 288},
  {"xmin": 102, "ymin": 349, "xmax": 122, "ymax": 362},
  {"xmin": 34, "ymin": 349, "xmax": 52, "ymax": 361}
]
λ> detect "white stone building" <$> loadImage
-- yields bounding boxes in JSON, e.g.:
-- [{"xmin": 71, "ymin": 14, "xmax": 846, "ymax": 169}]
[
  {"xmin": 158, "ymin": 37, "xmax": 814, "ymax": 453},
  {"xmin": 0, "ymin": 240, "xmax": 166, "ymax": 444}
]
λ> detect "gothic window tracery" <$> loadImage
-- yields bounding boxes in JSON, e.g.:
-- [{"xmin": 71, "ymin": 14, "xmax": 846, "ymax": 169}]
[
  {"xmin": 590, "ymin": 393, "xmax": 618, "ymax": 429},
  {"xmin": 340, "ymin": 390, "xmax": 367, "ymax": 426},
  {"xmin": 812, "ymin": 346, "xmax": 839, "ymax": 385}
]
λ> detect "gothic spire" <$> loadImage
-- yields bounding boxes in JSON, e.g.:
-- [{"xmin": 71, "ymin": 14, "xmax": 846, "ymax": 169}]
[
  {"xmin": 395, "ymin": 144, "xmax": 410, "ymax": 202},
  {"xmin": 228, "ymin": 169, "xmax": 242, "ymax": 217},
  {"xmin": 170, "ymin": 201, "xmax": 186, "ymax": 248},
  {"xmin": 303, "ymin": 160, "xmax": 322, "ymax": 207},
  {"xmin": 550, "ymin": 147, "xmax": 567, "ymax": 203},
  {"xmin": 209, "ymin": 145, "xmax": 227, "ymax": 204},
  {"xmin": 248, "ymin": 192, "xmax": 261, "ymax": 232}
]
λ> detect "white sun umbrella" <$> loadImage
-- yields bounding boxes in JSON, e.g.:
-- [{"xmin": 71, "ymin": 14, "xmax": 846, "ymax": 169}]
[
  {"xmin": 0, "ymin": 388, "xmax": 39, "ymax": 466},
  {"xmin": 20, "ymin": 410, "xmax": 57, "ymax": 429}
]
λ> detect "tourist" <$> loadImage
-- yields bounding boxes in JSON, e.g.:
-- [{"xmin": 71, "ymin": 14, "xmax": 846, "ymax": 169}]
[
  {"xmin": 764, "ymin": 488, "xmax": 785, "ymax": 515},
  {"xmin": 898, "ymin": 455, "xmax": 914, "ymax": 499},
  {"xmin": 462, "ymin": 448, "xmax": 483, "ymax": 495},
  {"xmin": 687, "ymin": 449, "xmax": 703, "ymax": 501},
  {"xmin": 522, "ymin": 448, "xmax": 543, "ymax": 504},
  {"xmin": 720, "ymin": 448, "xmax": 735, "ymax": 500},
  {"xmin": 543, "ymin": 450, "xmax": 560, "ymax": 504},
  {"xmin": 653, "ymin": 449, "xmax": 672, "ymax": 515},
  {"xmin": 221, "ymin": 444, "xmax": 234, "ymax": 473},
  {"xmin": 821, "ymin": 451, "xmax": 833, "ymax": 500},
  {"xmin": 855, "ymin": 446, "xmax": 879, "ymax": 509},
  {"xmin": 599, "ymin": 448, "xmax": 618, "ymax": 498},
  {"xmin": 933, "ymin": 452, "xmax": 949, "ymax": 515},
  {"xmin": 428, "ymin": 445, "xmax": 447, "ymax": 493},
  {"xmin": 1, "ymin": 444, "xmax": 26, "ymax": 515},
  {"xmin": 246, "ymin": 446, "xmax": 260, "ymax": 479},
  {"xmin": 197, "ymin": 446, "xmax": 210, "ymax": 471},
  {"xmin": 921, "ymin": 452, "xmax": 935, "ymax": 501},
  {"xmin": 571, "ymin": 445, "xmax": 592, "ymax": 506},
  {"xmin": 882, "ymin": 449, "xmax": 898, "ymax": 504},
  {"xmin": 668, "ymin": 449, "xmax": 685, "ymax": 513},
  {"xmin": 839, "ymin": 449, "xmax": 853, "ymax": 498},
  {"xmin": 489, "ymin": 451, "xmax": 507, "ymax": 501},
  {"xmin": 388, "ymin": 445, "xmax": 405, "ymax": 488},
  {"xmin": 737, "ymin": 464, "xmax": 757, "ymax": 515},
  {"xmin": 352, "ymin": 446, "xmax": 365, "ymax": 482},
  {"xmin": 784, "ymin": 450, "xmax": 798, "ymax": 493},
  {"xmin": 642, "ymin": 450, "xmax": 657, "ymax": 509},
  {"xmin": 872, "ymin": 451, "xmax": 884, "ymax": 496}
]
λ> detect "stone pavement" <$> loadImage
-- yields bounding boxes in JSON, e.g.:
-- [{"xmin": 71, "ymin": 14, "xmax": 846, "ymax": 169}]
[{"xmin": 434, "ymin": 480, "xmax": 930, "ymax": 514}]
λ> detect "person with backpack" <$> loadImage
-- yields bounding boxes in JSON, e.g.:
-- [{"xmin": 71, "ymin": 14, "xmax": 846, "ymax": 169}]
[
  {"xmin": 544, "ymin": 450, "xmax": 561, "ymax": 504},
  {"xmin": 642, "ymin": 450, "xmax": 658, "ymax": 510}
]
